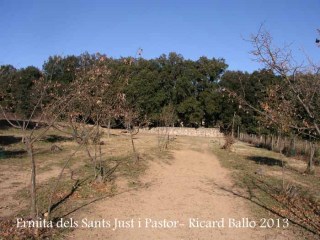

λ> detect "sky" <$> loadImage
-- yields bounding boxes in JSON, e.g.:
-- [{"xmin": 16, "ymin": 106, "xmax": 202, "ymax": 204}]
[{"xmin": 0, "ymin": 0, "xmax": 319, "ymax": 72}]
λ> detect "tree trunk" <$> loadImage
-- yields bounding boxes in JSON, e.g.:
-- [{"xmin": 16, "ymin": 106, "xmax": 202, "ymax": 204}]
[
  {"xmin": 26, "ymin": 139, "xmax": 37, "ymax": 219},
  {"xmin": 98, "ymin": 124, "xmax": 103, "ymax": 180},
  {"xmin": 231, "ymin": 112, "xmax": 235, "ymax": 138},
  {"xmin": 304, "ymin": 140, "xmax": 308, "ymax": 155},
  {"xmin": 107, "ymin": 118, "xmax": 111, "ymax": 139},
  {"xmin": 289, "ymin": 137, "xmax": 296, "ymax": 156},
  {"xmin": 305, "ymin": 142, "xmax": 315, "ymax": 174},
  {"xmin": 165, "ymin": 129, "xmax": 170, "ymax": 149},
  {"xmin": 129, "ymin": 128, "xmax": 138, "ymax": 162},
  {"xmin": 293, "ymin": 136, "xmax": 296, "ymax": 155}
]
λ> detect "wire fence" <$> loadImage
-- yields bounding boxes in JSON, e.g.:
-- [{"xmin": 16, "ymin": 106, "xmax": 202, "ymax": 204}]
[{"xmin": 238, "ymin": 132, "xmax": 320, "ymax": 164}]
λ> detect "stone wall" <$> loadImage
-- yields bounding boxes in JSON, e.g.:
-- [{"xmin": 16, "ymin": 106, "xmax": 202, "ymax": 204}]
[{"xmin": 140, "ymin": 127, "xmax": 224, "ymax": 138}]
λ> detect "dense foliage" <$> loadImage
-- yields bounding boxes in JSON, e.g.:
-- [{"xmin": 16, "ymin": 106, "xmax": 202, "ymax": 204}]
[{"xmin": 0, "ymin": 52, "xmax": 304, "ymax": 134}]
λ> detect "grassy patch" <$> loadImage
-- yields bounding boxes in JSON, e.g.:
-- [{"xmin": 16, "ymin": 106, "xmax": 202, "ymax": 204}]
[
  {"xmin": 7, "ymin": 151, "xmax": 148, "ymax": 239},
  {"xmin": 212, "ymin": 140, "xmax": 320, "ymax": 239},
  {"xmin": 1, "ymin": 127, "xmax": 165, "ymax": 239}
]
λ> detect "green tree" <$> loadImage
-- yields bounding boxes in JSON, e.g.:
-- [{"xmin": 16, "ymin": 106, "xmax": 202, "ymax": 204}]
[{"xmin": 43, "ymin": 55, "xmax": 79, "ymax": 83}]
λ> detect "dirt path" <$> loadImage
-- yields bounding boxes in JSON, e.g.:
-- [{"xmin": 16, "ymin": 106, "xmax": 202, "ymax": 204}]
[{"xmin": 67, "ymin": 137, "xmax": 291, "ymax": 240}]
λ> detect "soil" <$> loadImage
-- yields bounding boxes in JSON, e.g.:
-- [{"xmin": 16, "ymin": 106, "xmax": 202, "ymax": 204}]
[
  {"xmin": 67, "ymin": 136, "xmax": 292, "ymax": 240},
  {"xmin": 0, "ymin": 165, "xmax": 63, "ymax": 217}
]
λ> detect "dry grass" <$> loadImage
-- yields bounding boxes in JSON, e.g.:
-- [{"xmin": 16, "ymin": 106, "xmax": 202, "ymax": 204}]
[
  {"xmin": 0, "ymin": 126, "xmax": 173, "ymax": 239},
  {"xmin": 212, "ymin": 140, "xmax": 320, "ymax": 239}
]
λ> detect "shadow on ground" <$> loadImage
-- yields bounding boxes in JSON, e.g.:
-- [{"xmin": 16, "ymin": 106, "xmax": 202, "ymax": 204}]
[
  {"xmin": 247, "ymin": 156, "xmax": 285, "ymax": 166},
  {"xmin": 0, "ymin": 149, "xmax": 27, "ymax": 159},
  {"xmin": 0, "ymin": 119, "xmax": 46, "ymax": 130},
  {"xmin": 0, "ymin": 120, "xmax": 9, "ymax": 130},
  {"xmin": 0, "ymin": 136, "xmax": 22, "ymax": 146},
  {"xmin": 211, "ymin": 178, "xmax": 319, "ymax": 238},
  {"xmin": 43, "ymin": 135, "xmax": 73, "ymax": 143}
]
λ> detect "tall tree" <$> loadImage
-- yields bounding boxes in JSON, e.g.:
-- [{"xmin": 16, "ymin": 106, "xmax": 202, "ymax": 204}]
[{"xmin": 43, "ymin": 55, "xmax": 80, "ymax": 83}]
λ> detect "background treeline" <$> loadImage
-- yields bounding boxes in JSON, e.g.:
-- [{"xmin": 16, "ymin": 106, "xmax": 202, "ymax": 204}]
[{"xmin": 0, "ymin": 52, "xmax": 282, "ymax": 135}]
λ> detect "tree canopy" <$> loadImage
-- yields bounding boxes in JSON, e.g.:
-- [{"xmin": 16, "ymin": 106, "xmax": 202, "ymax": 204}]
[{"xmin": 1, "ymin": 50, "xmax": 318, "ymax": 138}]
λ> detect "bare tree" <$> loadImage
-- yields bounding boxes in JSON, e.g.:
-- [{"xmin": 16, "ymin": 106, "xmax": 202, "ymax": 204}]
[
  {"xmin": 121, "ymin": 108, "xmax": 140, "ymax": 162},
  {"xmin": 0, "ymin": 75, "xmax": 74, "ymax": 219},
  {"xmin": 250, "ymin": 27, "xmax": 320, "ymax": 136},
  {"xmin": 158, "ymin": 104, "xmax": 176, "ymax": 150},
  {"xmin": 223, "ymin": 26, "xmax": 319, "ymax": 173}
]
